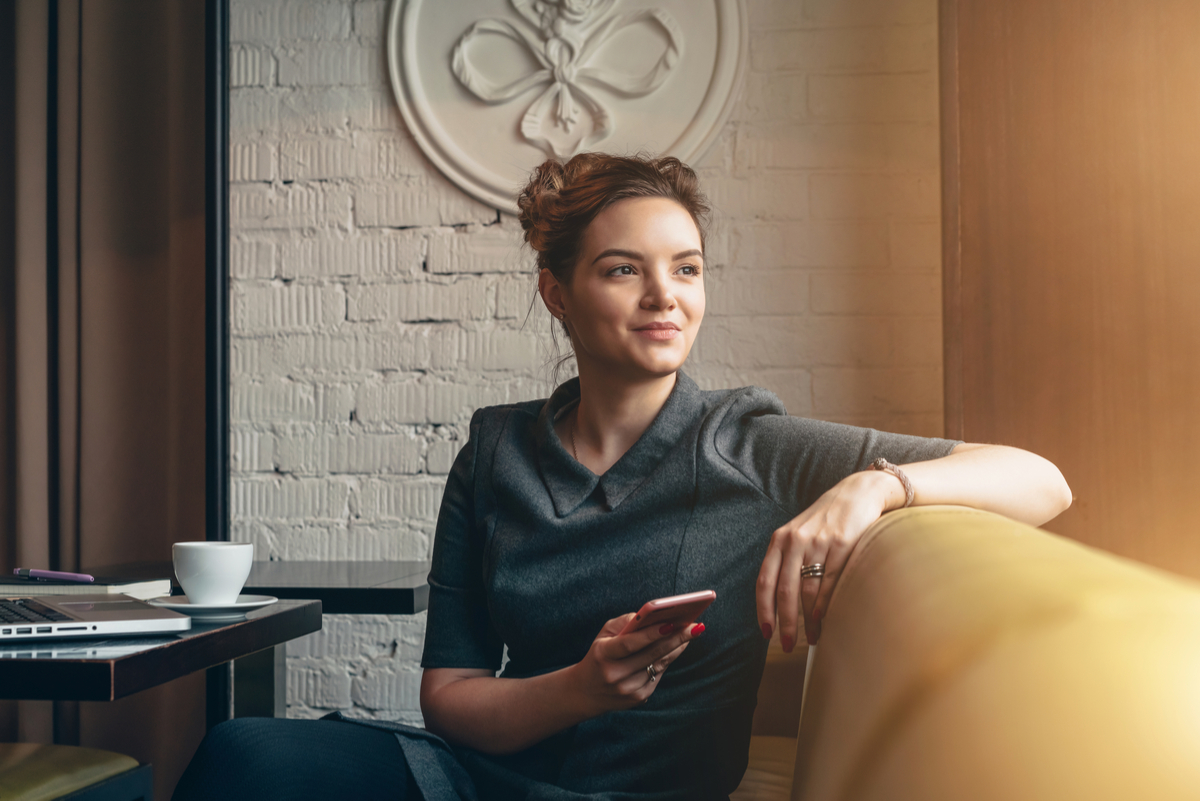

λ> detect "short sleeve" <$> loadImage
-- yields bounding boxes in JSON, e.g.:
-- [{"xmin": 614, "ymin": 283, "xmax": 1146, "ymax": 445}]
[
  {"xmin": 714, "ymin": 387, "xmax": 960, "ymax": 514},
  {"xmin": 421, "ymin": 410, "xmax": 505, "ymax": 671}
]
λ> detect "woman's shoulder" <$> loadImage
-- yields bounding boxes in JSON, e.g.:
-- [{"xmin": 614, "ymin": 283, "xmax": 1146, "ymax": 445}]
[
  {"xmin": 467, "ymin": 398, "xmax": 547, "ymax": 434},
  {"xmin": 453, "ymin": 400, "xmax": 548, "ymax": 475},
  {"xmin": 693, "ymin": 381, "xmax": 789, "ymax": 427},
  {"xmin": 690, "ymin": 380, "xmax": 844, "ymax": 466}
]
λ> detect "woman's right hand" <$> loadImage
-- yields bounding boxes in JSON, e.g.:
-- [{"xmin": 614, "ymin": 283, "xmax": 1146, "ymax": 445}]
[
  {"xmin": 568, "ymin": 614, "xmax": 705, "ymax": 714},
  {"xmin": 421, "ymin": 614, "xmax": 704, "ymax": 755}
]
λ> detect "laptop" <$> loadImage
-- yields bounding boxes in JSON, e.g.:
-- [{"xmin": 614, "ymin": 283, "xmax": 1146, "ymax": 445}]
[{"xmin": 0, "ymin": 594, "xmax": 191, "ymax": 641}]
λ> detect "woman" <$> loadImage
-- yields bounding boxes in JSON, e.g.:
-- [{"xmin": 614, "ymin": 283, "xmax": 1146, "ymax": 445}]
[{"xmin": 174, "ymin": 154, "xmax": 1070, "ymax": 800}]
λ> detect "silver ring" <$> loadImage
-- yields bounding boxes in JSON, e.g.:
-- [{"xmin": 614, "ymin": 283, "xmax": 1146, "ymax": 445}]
[
  {"xmin": 646, "ymin": 664, "xmax": 657, "ymax": 682},
  {"xmin": 800, "ymin": 563, "xmax": 825, "ymax": 578}
]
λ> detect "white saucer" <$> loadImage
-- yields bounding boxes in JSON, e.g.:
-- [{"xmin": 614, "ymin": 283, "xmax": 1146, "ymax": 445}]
[{"xmin": 146, "ymin": 594, "xmax": 278, "ymax": 623}]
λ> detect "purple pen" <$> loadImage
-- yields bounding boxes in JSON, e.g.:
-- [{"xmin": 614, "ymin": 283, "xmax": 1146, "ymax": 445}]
[{"xmin": 13, "ymin": 568, "xmax": 95, "ymax": 583}]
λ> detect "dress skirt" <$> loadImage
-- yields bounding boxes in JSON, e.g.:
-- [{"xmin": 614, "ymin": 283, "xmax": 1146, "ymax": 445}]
[{"xmin": 171, "ymin": 712, "xmax": 476, "ymax": 801}]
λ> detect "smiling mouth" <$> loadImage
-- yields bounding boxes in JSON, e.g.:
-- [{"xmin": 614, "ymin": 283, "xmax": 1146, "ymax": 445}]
[{"xmin": 633, "ymin": 322, "xmax": 681, "ymax": 340}]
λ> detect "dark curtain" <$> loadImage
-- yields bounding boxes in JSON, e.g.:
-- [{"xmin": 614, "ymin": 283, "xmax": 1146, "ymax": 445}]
[
  {"xmin": 1, "ymin": 0, "xmax": 19, "ymax": 589},
  {"xmin": 2, "ymin": 1, "xmax": 208, "ymax": 797}
]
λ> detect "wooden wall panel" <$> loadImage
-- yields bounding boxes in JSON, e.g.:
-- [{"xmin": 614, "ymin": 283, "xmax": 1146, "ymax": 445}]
[{"xmin": 943, "ymin": 0, "xmax": 1200, "ymax": 578}]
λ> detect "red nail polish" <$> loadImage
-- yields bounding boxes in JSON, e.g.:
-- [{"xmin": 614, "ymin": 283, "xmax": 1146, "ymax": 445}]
[
  {"xmin": 761, "ymin": 623, "xmax": 773, "ymax": 640},
  {"xmin": 659, "ymin": 623, "xmax": 676, "ymax": 635},
  {"xmin": 690, "ymin": 623, "xmax": 705, "ymax": 636},
  {"xmin": 781, "ymin": 635, "xmax": 793, "ymax": 653}
]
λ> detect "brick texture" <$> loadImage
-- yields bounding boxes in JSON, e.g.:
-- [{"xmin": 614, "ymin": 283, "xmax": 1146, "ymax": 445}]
[{"xmin": 230, "ymin": 0, "xmax": 943, "ymax": 725}]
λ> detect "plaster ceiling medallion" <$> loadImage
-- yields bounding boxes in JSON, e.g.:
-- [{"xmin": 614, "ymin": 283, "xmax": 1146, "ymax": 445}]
[{"xmin": 387, "ymin": 0, "xmax": 746, "ymax": 214}]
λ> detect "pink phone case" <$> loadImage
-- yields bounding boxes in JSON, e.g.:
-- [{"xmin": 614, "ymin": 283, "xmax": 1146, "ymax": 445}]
[{"xmin": 618, "ymin": 590, "xmax": 716, "ymax": 636}]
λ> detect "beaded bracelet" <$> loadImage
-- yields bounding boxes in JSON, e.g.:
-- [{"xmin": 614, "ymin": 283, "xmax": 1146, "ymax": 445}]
[{"xmin": 870, "ymin": 457, "xmax": 915, "ymax": 508}]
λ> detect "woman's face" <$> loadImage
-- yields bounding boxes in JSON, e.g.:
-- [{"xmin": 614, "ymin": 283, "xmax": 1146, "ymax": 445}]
[{"xmin": 544, "ymin": 196, "xmax": 706, "ymax": 382}]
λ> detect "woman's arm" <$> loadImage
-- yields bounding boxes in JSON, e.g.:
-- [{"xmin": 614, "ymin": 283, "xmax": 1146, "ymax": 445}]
[
  {"xmin": 421, "ymin": 667, "xmax": 590, "ymax": 755},
  {"xmin": 420, "ymin": 615, "xmax": 703, "ymax": 754},
  {"xmin": 757, "ymin": 442, "xmax": 1071, "ymax": 650},
  {"xmin": 900, "ymin": 442, "xmax": 1072, "ymax": 527}
]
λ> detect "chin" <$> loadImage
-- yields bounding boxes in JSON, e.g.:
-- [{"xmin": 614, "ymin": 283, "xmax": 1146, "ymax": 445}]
[
  {"xmin": 588, "ymin": 341, "xmax": 693, "ymax": 381},
  {"xmin": 631, "ymin": 354, "xmax": 690, "ymax": 379}
]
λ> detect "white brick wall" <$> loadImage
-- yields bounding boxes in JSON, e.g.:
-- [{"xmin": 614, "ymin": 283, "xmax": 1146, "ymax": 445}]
[{"xmin": 229, "ymin": 0, "xmax": 943, "ymax": 724}]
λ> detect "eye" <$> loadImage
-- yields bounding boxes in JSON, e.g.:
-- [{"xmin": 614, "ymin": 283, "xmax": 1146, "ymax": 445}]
[
  {"xmin": 608, "ymin": 264, "xmax": 636, "ymax": 276},
  {"xmin": 677, "ymin": 264, "xmax": 701, "ymax": 276}
]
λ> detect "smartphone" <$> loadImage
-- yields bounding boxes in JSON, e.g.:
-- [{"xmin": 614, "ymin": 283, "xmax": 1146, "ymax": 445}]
[{"xmin": 617, "ymin": 590, "xmax": 716, "ymax": 636}]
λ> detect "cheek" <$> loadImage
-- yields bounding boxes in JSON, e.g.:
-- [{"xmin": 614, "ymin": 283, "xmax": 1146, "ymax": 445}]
[
  {"xmin": 580, "ymin": 288, "xmax": 634, "ymax": 328},
  {"xmin": 687, "ymin": 286, "xmax": 706, "ymax": 325},
  {"xmin": 567, "ymin": 291, "xmax": 629, "ymax": 350}
]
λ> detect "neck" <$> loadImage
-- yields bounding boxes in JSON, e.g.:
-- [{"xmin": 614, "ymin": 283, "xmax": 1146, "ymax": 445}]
[{"xmin": 568, "ymin": 368, "xmax": 677, "ymax": 475}]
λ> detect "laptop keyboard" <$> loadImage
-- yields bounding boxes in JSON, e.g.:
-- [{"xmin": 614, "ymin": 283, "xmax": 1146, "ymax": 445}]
[{"xmin": 0, "ymin": 599, "xmax": 72, "ymax": 625}]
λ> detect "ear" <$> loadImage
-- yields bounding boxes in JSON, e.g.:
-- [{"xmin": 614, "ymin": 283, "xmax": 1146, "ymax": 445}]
[{"xmin": 538, "ymin": 269, "xmax": 567, "ymax": 320}]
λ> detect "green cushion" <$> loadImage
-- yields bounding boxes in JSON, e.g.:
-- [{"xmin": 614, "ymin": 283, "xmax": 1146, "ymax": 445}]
[{"xmin": 0, "ymin": 743, "xmax": 138, "ymax": 801}]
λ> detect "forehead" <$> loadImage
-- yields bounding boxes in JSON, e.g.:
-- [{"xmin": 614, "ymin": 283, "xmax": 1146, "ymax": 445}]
[{"xmin": 581, "ymin": 197, "xmax": 702, "ymax": 255}]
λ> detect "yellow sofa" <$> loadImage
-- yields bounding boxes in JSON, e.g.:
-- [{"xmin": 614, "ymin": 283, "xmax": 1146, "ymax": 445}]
[{"xmin": 733, "ymin": 506, "xmax": 1200, "ymax": 801}]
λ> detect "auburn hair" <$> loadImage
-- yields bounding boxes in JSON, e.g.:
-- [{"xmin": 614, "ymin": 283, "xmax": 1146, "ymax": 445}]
[{"xmin": 516, "ymin": 152, "xmax": 710, "ymax": 285}]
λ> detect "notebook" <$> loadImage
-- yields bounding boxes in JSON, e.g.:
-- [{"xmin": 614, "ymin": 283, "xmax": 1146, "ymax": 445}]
[
  {"xmin": 0, "ymin": 575, "xmax": 172, "ymax": 600},
  {"xmin": 0, "ymin": 595, "xmax": 191, "ymax": 642}
]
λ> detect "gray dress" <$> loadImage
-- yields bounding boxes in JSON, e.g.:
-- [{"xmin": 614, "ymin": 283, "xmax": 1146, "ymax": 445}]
[{"xmin": 420, "ymin": 372, "xmax": 957, "ymax": 799}]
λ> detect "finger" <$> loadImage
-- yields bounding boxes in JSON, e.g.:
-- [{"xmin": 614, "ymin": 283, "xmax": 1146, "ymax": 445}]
[
  {"xmin": 616, "ymin": 621, "xmax": 705, "ymax": 675},
  {"xmin": 599, "ymin": 613, "xmax": 638, "ymax": 638},
  {"xmin": 756, "ymin": 536, "xmax": 784, "ymax": 641},
  {"xmin": 619, "ymin": 652, "xmax": 674, "ymax": 698},
  {"xmin": 800, "ymin": 535, "xmax": 832, "ymax": 647},
  {"xmin": 648, "ymin": 640, "xmax": 690, "ymax": 678},
  {"xmin": 618, "ymin": 666, "xmax": 655, "ymax": 697},
  {"xmin": 602, "ymin": 615, "xmax": 674, "ymax": 659},
  {"xmin": 656, "ymin": 640, "xmax": 689, "ymax": 672},
  {"xmin": 627, "ymin": 640, "xmax": 693, "ymax": 702},
  {"xmin": 629, "ymin": 671, "xmax": 659, "ymax": 704},
  {"xmin": 775, "ymin": 530, "xmax": 808, "ymax": 653},
  {"xmin": 810, "ymin": 535, "xmax": 854, "ymax": 626},
  {"xmin": 644, "ymin": 641, "xmax": 690, "ymax": 685}
]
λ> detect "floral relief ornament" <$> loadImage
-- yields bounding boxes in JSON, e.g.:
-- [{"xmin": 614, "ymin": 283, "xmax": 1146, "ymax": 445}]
[{"xmin": 451, "ymin": 0, "xmax": 685, "ymax": 158}]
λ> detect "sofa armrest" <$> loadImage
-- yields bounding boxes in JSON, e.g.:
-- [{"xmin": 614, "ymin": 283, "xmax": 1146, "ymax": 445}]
[{"xmin": 789, "ymin": 506, "xmax": 1200, "ymax": 801}]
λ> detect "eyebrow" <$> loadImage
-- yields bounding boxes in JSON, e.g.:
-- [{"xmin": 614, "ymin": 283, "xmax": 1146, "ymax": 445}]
[{"xmin": 591, "ymin": 248, "xmax": 704, "ymax": 265}]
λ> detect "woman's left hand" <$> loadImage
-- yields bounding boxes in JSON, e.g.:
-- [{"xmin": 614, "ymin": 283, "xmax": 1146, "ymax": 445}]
[
  {"xmin": 756, "ymin": 443, "xmax": 1073, "ymax": 652},
  {"xmin": 756, "ymin": 470, "xmax": 900, "ymax": 651}
]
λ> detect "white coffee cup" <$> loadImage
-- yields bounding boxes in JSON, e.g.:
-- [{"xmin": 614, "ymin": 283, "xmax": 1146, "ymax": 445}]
[{"xmin": 173, "ymin": 542, "xmax": 254, "ymax": 605}]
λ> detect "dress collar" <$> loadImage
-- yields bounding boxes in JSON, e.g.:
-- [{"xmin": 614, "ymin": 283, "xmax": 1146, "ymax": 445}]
[{"xmin": 536, "ymin": 372, "xmax": 704, "ymax": 517}]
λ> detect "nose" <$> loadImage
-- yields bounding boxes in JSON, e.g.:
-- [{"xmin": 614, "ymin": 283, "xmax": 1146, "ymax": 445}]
[{"xmin": 640, "ymin": 265, "xmax": 677, "ymax": 311}]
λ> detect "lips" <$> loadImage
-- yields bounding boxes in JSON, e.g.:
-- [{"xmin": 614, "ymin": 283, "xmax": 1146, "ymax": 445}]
[{"xmin": 633, "ymin": 321, "xmax": 681, "ymax": 341}]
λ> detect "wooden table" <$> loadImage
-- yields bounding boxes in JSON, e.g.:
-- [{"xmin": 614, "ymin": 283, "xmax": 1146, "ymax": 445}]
[
  {"xmin": 244, "ymin": 560, "xmax": 430, "ymax": 614},
  {"xmin": 83, "ymin": 560, "xmax": 431, "ymax": 725},
  {"xmin": 0, "ymin": 600, "xmax": 321, "ymax": 725}
]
